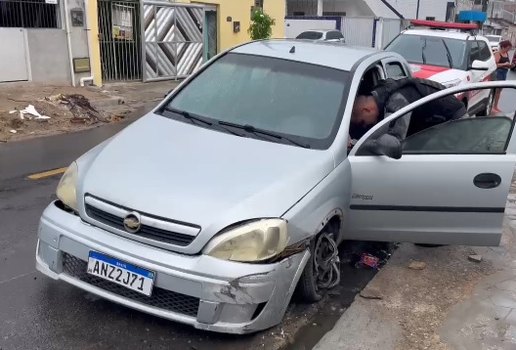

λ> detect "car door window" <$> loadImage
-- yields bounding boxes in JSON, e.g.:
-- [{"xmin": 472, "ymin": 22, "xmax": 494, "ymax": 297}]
[
  {"xmin": 469, "ymin": 41, "xmax": 480, "ymax": 64},
  {"xmin": 403, "ymin": 117, "xmax": 512, "ymax": 154},
  {"xmin": 478, "ymin": 41, "xmax": 492, "ymax": 61},
  {"xmin": 326, "ymin": 31, "xmax": 344, "ymax": 40},
  {"xmin": 385, "ymin": 62, "xmax": 406, "ymax": 78}
]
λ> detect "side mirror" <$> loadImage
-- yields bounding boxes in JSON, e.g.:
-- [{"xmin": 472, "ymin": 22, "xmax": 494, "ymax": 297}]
[
  {"xmin": 470, "ymin": 60, "xmax": 490, "ymax": 71},
  {"xmin": 360, "ymin": 134, "xmax": 402, "ymax": 159}
]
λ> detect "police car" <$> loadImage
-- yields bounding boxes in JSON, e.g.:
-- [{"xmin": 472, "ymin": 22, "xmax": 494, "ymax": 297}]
[{"xmin": 385, "ymin": 20, "xmax": 497, "ymax": 116}]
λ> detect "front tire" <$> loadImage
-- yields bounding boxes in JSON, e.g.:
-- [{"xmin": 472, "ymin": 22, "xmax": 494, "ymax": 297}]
[{"xmin": 295, "ymin": 228, "xmax": 340, "ymax": 303}]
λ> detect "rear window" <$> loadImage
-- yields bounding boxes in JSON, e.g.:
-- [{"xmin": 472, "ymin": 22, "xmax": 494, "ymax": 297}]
[
  {"xmin": 385, "ymin": 34, "xmax": 467, "ymax": 70},
  {"xmin": 296, "ymin": 31, "xmax": 323, "ymax": 40}
]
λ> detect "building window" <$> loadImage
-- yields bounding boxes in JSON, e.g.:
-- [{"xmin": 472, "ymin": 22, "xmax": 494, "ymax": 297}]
[
  {"xmin": 426, "ymin": 16, "xmax": 436, "ymax": 20},
  {"xmin": 0, "ymin": 0, "xmax": 60, "ymax": 28}
]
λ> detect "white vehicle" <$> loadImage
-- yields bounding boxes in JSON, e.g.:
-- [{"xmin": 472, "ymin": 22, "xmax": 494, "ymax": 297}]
[
  {"xmin": 296, "ymin": 29, "xmax": 345, "ymax": 43},
  {"xmin": 385, "ymin": 20, "xmax": 497, "ymax": 116},
  {"xmin": 485, "ymin": 34, "xmax": 503, "ymax": 52}
]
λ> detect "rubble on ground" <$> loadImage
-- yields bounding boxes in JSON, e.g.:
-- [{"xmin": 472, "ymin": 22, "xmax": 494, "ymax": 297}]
[
  {"xmin": 1, "ymin": 94, "xmax": 111, "ymax": 142},
  {"xmin": 408, "ymin": 260, "xmax": 427, "ymax": 270},
  {"xmin": 467, "ymin": 254, "xmax": 483, "ymax": 263}
]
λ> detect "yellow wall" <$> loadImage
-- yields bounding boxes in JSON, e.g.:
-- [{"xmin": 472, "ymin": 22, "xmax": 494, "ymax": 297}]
[
  {"xmin": 86, "ymin": 0, "xmax": 102, "ymax": 86},
  {"xmin": 88, "ymin": 0, "xmax": 285, "ymax": 86},
  {"xmin": 192, "ymin": 0, "xmax": 286, "ymax": 52}
]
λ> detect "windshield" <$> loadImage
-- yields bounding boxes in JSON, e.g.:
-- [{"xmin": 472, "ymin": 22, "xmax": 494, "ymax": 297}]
[
  {"xmin": 296, "ymin": 31, "xmax": 323, "ymax": 40},
  {"xmin": 485, "ymin": 35, "xmax": 501, "ymax": 43},
  {"xmin": 165, "ymin": 53, "xmax": 349, "ymax": 149},
  {"xmin": 386, "ymin": 34, "xmax": 467, "ymax": 69}
]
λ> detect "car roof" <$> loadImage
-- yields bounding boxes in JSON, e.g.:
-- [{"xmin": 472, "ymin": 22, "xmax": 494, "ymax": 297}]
[
  {"xmin": 300, "ymin": 29, "xmax": 338, "ymax": 33},
  {"xmin": 232, "ymin": 40, "xmax": 385, "ymax": 71},
  {"xmin": 401, "ymin": 29, "xmax": 479, "ymax": 41}
]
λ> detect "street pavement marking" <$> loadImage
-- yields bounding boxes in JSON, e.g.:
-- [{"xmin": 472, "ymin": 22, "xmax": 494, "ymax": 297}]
[{"xmin": 27, "ymin": 167, "xmax": 67, "ymax": 180}]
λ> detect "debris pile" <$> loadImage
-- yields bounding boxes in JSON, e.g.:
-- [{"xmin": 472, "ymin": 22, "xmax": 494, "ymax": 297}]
[
  {"xmin": 1, "ymin": 93, "xmax": 110, "ymax": 141},
  {"xmin": 12, "ymin": 104, "xmax": 50, "ymax": 121},
  {"xmin": 340, "ymin": 241, "xmax": 394, "ymax": 270},
  {"xmin": 44, "ymin": 94, "xmax": 106, "ymax": 124}
]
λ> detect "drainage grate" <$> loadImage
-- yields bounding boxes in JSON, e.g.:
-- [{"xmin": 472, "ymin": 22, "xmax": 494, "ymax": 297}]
[{"xmin": 62, "ymin": 253, "xmax": 200, "ymax": 317}]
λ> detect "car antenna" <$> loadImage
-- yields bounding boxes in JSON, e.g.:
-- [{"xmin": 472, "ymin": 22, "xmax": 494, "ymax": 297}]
[{"xmin": 289, "ymin": 45, "xmax": 295, "ymax": 54}]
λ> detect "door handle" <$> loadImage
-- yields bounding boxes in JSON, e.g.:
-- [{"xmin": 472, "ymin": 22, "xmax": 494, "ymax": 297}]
[{"xmin": 474, "ymin": 173, "xmax": 501, "ymax": 189}]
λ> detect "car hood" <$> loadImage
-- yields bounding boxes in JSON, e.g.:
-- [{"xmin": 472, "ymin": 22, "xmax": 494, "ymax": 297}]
[
  {"xmin": 80, "ymin": 113, "xmax": 334, "ymax": 252},
  {"xmin": 410, "ymin": 64, "xmax": 456, "ymax": 80}
]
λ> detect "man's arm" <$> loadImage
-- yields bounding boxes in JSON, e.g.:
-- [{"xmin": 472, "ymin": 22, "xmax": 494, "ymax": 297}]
[{"xmin": 384, "ymin": 92, "xmax": 412, "ymax": 140}]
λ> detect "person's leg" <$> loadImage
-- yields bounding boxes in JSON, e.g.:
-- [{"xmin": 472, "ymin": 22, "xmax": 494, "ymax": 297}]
[{"xmin": 493, "ymin": 88, "xmax": 502, "ymax": 112}]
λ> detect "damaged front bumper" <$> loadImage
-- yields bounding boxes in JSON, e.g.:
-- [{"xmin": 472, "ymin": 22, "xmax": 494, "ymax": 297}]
[{"xmin": 36, "ymin": 202, "xmax": 309, "ymax": 334}]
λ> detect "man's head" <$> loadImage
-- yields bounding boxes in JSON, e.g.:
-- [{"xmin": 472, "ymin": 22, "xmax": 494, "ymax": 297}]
[{"xmin": 351, "ymin": 95, "xmax": 380, "ymax": 127}]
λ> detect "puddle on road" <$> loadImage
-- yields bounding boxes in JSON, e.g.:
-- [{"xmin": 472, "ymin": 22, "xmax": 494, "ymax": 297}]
[{"xmin": 284, "ymin": 241, "xmax": 395, "ymax": 350}]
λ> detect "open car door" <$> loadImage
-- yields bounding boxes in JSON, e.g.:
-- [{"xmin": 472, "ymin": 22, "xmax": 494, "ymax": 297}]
[{"xmin": 345, "ymin": 81, "xmax": 516, "ymax": 246}]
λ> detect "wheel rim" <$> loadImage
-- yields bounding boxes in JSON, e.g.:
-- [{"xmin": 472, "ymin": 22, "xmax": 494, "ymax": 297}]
[{"xmin": 313, "ymin": 232, "xmax": 340, "ymax": 292}]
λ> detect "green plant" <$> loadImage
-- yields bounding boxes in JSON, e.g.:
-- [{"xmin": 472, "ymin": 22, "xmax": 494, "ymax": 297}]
[{"xmin": 248, "ymin": 9, "xmax": 276, "ymax": 40}]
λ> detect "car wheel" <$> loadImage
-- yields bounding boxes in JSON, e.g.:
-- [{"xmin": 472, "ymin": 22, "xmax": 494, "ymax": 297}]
[
  {"xmin": 295, "ymin": 227, "xmax": 340, "ymax": 303},
  {"xmin": 478, "ymin": 89, "xmax": 494, "ymax": 116}
]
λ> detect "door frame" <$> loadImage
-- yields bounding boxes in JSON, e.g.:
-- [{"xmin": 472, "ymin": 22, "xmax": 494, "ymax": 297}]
[{"xmin": 345, "ymin": 81, "xmax": 516, "ymax": 246}]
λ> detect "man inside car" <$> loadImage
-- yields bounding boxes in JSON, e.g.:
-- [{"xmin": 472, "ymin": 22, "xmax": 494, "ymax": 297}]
[{"xmin": 349, "ymin": 77, "xmax": 467, "ymax": 148}]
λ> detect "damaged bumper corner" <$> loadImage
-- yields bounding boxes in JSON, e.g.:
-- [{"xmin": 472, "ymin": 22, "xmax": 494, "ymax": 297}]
[{"xmin": 36, "ymin": 202, "xmax": 310, "ymax": 334}]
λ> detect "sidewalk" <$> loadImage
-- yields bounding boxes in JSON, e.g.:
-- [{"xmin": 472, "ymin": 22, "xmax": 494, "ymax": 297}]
[
  {"xmin": 314, "ymin": 181, "xmax": 516, "ymax": 350},
  {"xmin": 0, "ymin": 80, "xmax": 176, "ymax": 142}
]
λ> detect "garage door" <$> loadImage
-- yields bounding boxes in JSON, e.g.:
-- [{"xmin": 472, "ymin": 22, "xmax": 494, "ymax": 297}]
[{"xmin": 0, "ymin": 28, "xmax": 29, "ymax": 82}]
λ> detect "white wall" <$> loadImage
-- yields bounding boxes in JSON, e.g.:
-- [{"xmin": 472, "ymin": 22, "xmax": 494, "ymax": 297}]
[
  {"xmin": 287, "ymin": 0, "xmax": 374, "ymax": 16},
  {"xmin": 288, "ymin": 0, "xmax": 451, "ymax": 21},
  {"xmin": 415, "ymin": 0, "xmax": 450, "ymax": 21},
  {"xmin": 322, "ymin": 0, "xmax": 374, "ymax": 16},
  {"xmin": 366, "ymin": 0, "xmax": 450, "ymax": 20}
]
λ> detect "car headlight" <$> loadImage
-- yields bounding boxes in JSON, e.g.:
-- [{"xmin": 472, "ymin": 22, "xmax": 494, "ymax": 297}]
[
  {"xmin": 203, "ymin": 219, "xmax": 289, "ymax": 262},
  {"xmin": 56, "ymin": 162, "xmax": 79, "ymax": 211},
  {"xmin": 442, "ymin": 79, "xmax": 462, "ymax": 88}
]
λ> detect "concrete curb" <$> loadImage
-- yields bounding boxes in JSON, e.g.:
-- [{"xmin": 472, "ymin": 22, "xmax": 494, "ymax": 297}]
[{"xmin": 313, "ymin": 215, "xmax": 516, "ymax": 350}]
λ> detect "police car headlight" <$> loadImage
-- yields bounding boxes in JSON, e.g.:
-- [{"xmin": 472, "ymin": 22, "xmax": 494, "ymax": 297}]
[{"xmin": 442, "ymin": 79, "xmax": 462, "ymax": 88}]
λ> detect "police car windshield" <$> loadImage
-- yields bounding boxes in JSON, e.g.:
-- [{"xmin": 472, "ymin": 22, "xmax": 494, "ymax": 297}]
[
  {"xmin": 164, "ymin": 53, "xmax": 349, "ymax": 150},
  {"xmin": 386, "ymin": 34, "xmax": 467, "ymax": 70}
]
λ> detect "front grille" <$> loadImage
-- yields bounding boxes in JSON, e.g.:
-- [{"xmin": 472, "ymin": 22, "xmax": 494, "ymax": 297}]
[
  {"xmin": 85, "ymin": 204, "xmax": 195, "ymax": 246},
  {"xmin": 62, "ymin": 253, "xmax": 200, "ymax": 317}
]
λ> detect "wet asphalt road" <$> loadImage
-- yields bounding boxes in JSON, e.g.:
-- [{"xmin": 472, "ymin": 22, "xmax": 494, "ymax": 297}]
[
  {"xmin": 0, "ymin": 174, "xmax": 378, "ymax": 350},
  {"xmin": 1, "ymin": 74, "xmax": 515, "ymax": 350}
]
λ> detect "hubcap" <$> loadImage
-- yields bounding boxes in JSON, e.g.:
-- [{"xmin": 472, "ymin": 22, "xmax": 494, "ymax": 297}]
[{"xmin": 313, "ymin": 233, "xmax": 340, "ymax": 291}]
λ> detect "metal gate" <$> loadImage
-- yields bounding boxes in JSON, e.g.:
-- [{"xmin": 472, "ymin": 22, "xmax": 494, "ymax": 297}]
[
  {"xmin": 98, "ymin": 0, "xmax": 142, "ymax": 81},
  {"xmin": 142, "ymin": 2, "xmax": 204, "ymax": 81},
  {"xmin": 341, "ymin": 17, "xmax": 375, "ymax": 47}
]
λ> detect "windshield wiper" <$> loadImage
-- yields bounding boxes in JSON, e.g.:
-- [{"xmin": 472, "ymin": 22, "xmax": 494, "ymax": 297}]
[
  {"xmin": 163, "ymin": 106, "xmax": 213, "ymax": 126},
  {"xmin": 441, "ymin": 39, "xmax": 454, "ymax": 68},
  {"xmin": 218, "ymin": 121, "xmax": 311, "ymax": 148}
]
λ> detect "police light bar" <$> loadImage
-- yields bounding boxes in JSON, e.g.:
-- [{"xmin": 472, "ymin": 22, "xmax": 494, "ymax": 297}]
[{"xmin": 410, "ymin": 19, "xmax": 479, "ymax": 31}]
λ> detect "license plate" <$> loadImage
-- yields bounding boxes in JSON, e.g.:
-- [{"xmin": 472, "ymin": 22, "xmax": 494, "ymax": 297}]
[{"xmin": 87, "ymin": 251, "xmax": 155, "ymax": 296}]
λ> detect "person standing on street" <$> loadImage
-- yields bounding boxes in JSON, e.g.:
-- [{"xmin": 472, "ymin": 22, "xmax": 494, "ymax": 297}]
[{"xmin": 493, "ymin": 40, "xmax": 513, "ymax": 113}]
